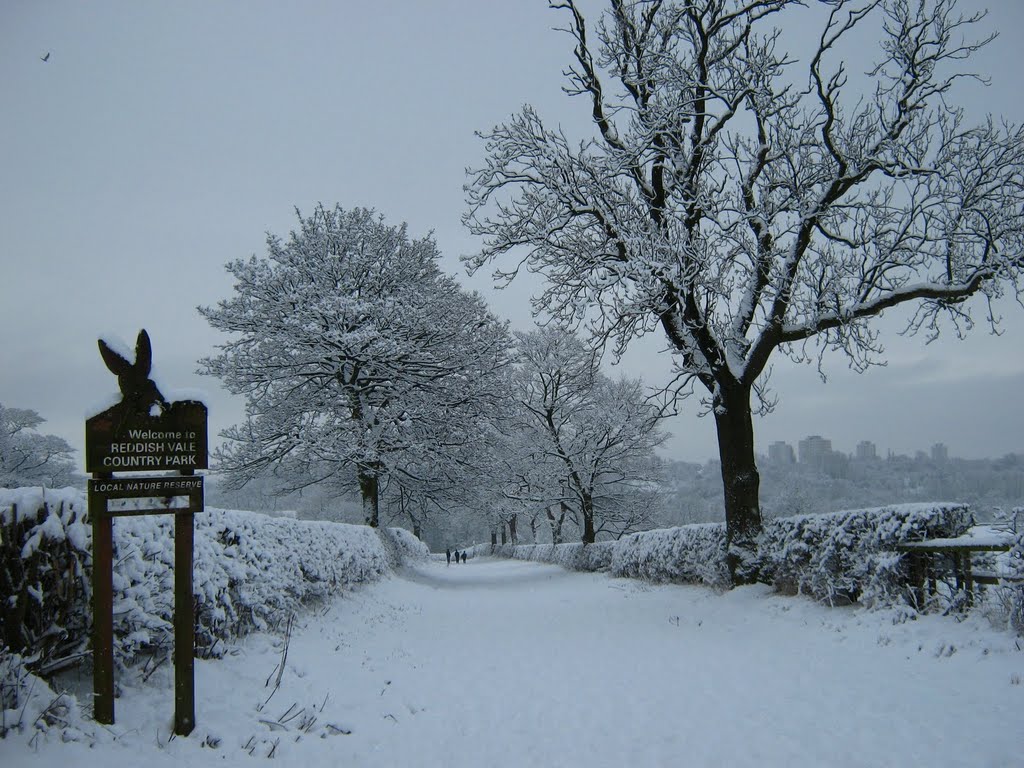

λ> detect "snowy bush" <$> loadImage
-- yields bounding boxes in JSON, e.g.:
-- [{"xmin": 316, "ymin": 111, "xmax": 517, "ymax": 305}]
[
  {"xmin": 377, "ymin": 526, "xmax": 430, "ymax": 568},
  {"xmin": 759, "ymin": 502, "xmax": 973, "ymax": 606},
  {"xmin": 579, "ymin": 541, "xmax": 615, "ymax": 571},
  {"xmin": 466, "ymin": 542, "xmax": 493, "ymax": 558},
  {"xmin": 610, "ymin": 523, "xmax": 729, "ymax": 588},
  {"xmin": 0, "ymin": 487, "xmax": 398, "ymax": 670},
  {"xmin": 132, "ymin": 507, "xmax": 391, "ymax": 654},
  {"xmin": 481, "ymin": 503, "xmax": 975, "ymax": 605},
  {"xmin": 481, "ymin": 525, "xmax": 730, "ymax": 587},
  {"xmin": 1, "ymin": 647, "xmax": 85, "ymax": 741},
  {"xmin": 0, "ymin": 488, "xmax": 89, "ymax": 665},
  {"xmin": 1000, "ymin": 533, "xmax": 1024, "ymax": 634},
  {"xmin": 482, "ymin": 541, "xmax": 614, "ymax": 572}
]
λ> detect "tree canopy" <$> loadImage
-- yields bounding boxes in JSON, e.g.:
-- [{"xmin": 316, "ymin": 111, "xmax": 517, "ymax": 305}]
[
  {"xmin": 464, "ymin": 0, "xmax": 1024, "ymax": 582},
  {"xmin": 509, "ymin": 327, "xmax": 668, "ymax": 543},
  {"xmin": 200, "ymin": 205, "xmax": 513, "ymax": 526},
  {"xmin": 0, "ymin": 403, "xmax": 76, "ymax": 489}
]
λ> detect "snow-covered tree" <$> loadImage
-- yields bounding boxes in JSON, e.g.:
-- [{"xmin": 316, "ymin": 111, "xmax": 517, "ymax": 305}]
[
  {"xmin": 200, "ymin": 205, "xmax": 513, "ymax": 527},
  {"xmin": 513, "ymin": 328, "xmax": 668, "ymax": 543},
  {"xmin": 0, "ymin": 403, "xmax": 76, "ymax": 489},
  {"xmin": 473, "ymin": 406, "xmax": 566, "ymax": 543},
  {"xmin": 465, "ymin": 0, "xmax": 1024, "ymax": 582}
]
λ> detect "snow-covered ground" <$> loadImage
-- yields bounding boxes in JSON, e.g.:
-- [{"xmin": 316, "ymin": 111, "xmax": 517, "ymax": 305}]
[{"xmin": 4, "ymin": 557, "xmax": 1022, "ymax": 767}]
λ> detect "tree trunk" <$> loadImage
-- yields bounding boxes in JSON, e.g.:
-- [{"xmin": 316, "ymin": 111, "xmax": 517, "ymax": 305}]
[
  {"xmin": 713, "ymin": 382, "xmax": 763, "ymax": 585},
  {"xmin": 357, "ymin": 466, "xmax": 380, "ymax": 528},
  {"xmin": 507, "ymin": 514, "xmax": 518, "ymax": 544},
  {"xmin": 547, "ymin": 503, "xmax": 566, "ymax": 545},
  {"xmin": 581, "ymin": 492, "xmax": 595, "ymax": 544}
]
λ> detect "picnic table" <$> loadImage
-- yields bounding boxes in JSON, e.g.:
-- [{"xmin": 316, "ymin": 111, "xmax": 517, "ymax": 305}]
[{"xmin": 896, "ymin": 526, "xmax": 1017, "ymax": 607}]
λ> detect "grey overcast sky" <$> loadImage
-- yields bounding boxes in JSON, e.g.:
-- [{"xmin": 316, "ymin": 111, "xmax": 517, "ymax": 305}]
[{"xmin": 2, "ymin": 0, "xmax": 1023, "ymax": 467}]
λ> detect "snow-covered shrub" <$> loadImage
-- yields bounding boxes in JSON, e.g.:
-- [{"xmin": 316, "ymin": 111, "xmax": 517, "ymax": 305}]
[
  {"xmin": 759, "ymin": 502, "xmax": 973, "ymax": 606},
  {"xmin": 377, "ymin": 526, "xmax": 430, "ymax": 567},
  {"xmin": 0, "ymin": 488, "xmax": 90, "ymax": 662},
  {"xmin": 610, "ymin": 523, "xmax": 729, "ymax": 588},
  {"xmin": 478, "ymin": 504, "xmax": 978, "ymax": 610},
  {"xmin": 1001, "ymin": 533, "xmax": 1024, "ymax": 634},
  {"xmin": 465, "ymin": 542, "xmax": 495, "ymax": 558},
  {"xmin": 135, "ymin": 507, "xmax": 391, "ymax": 653},
  {"xmin": 0, "ymin": 488, "xmax": 392, "ymax": 668},
  {"xmin": 0, "ymin": 647, "xmax": 84, "ymax": 741},
  {"xmin": 483, "ymin": 543, "xmax": 515, "ymax": 560},
  {"xmin": 545, "ymin": 544, "xmax": 584, "ymax": 571},
  {"xmin": 578, "ymin": 541, "xmax": 615, "ymax": 571},
  {"xmin": 1, "ymin": 647, "xmax": 27, "ymax": 725},
  {"xmin": 480, "ymin": 541, "xmax": 614, "ymax": 572},
  {"xmin": 524, "ymin": 544, "xmax": 551, "ymax": 562}
]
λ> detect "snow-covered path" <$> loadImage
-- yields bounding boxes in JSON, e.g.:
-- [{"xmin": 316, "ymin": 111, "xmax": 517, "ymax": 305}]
[{"xmin": 8, "ymin": 557, "xmax": 1023, "ymax": 767}]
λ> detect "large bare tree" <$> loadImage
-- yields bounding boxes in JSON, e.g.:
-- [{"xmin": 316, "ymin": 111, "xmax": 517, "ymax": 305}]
[
  {"xmin": 464, "ymin": 0, "xmax": 1024, "ymax": 583},
  {"xmin": 514, "ymin": 328, "xmax": 668, "ymax": 543}
]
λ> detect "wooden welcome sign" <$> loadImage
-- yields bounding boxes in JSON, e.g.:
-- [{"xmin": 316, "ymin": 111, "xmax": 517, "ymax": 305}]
[
  {"xmin": 85, "ymin": 329, "xmax": 207, "ymax": 736},
  {"xmin": 86, "ymin": 402, "xmax": 207, "ymax": 473}
]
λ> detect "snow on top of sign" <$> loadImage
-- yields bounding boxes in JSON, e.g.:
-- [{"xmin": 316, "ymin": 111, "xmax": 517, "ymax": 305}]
[
  {"xmin": 84, "ymin": 391, "xmax": 123, "ymax": 420},
  {"xmin": 84, "ymin": 332, "xmax": 210, "ymax": 417},
  {"xmin": 147, "ymin": 361, "xmax": 208, "ymax": 406},
  {"xmin": 86, "ymin": 329, "xmax": 143, "ymax": 419},
  {"xmin": 96, "ymin": 329, "xmax": 134, "ymax": 363},
  {"xmin": 163, "ymin": 385, "xmax": 210, "ymax": 406}
]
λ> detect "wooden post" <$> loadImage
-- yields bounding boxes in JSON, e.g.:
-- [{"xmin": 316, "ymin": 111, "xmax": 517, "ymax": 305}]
[
  {"xmin": 907, "ymin": 551, "xmax": 925, "ymax": 610},
  {"xmin": 963, "ymin": 551, "xmax": 974, "ymax": 608},
  {"xmin": 174, "ymin": 472, "xmax": 196, "ymax": 736},
  {"xmin": 89, "ymin": 482, "xmax": 114, "ymax": 724}
]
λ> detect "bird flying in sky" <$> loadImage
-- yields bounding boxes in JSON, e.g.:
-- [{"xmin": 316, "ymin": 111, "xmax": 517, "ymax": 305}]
[{"xmin": 40, "ymin": 52, "xmax": 50, "ymax": 62}]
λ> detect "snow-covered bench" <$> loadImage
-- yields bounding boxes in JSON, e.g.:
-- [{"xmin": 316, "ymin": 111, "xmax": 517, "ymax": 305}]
[{"xmin": 896, "ymin": 526, "xmax": 1016, "ymax": 606}]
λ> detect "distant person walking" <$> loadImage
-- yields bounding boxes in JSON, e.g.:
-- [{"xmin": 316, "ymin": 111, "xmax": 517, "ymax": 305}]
[
  {"xmin": 461, "ymin": 551, "xmax": 467, "ymax": 564},
  {"xmin": 446, "ymin": 548, "xmax": 451, "ymax": 566},
  {"xmin": 454, "ymin": 549, "xmax": 461, "ymax": 564}
]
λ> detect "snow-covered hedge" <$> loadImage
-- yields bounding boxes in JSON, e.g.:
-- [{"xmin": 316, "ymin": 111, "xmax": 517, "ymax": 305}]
[
  {"xmin": 1, "ymin": 648, "xmax": 88, "ymax": 741},
  {"xmin": 476, "ymin": 526, "xmax": 727, "ymax": 586},
  {"xmin": 478, "ymin": 503, "xmax": 976, "ymax": 605},
  {"xmin": 0, "ymin": 488, "xmax": 89, "ymax": 666},
  {"xmin": 611, "ymin": 523, "xmax": 729, "ymax": 588},
  {"xmin": 466, "ymin": 542, "xmax": 495, "ymax": 559},
  {"xmin": 0, "ymin": 487, "xmax": 401, "ymax": 668},
  {"xmin": 483, "ymin": 541, "xmax": 615, "ymax": 572},
  {"xmin": 378, "ymin": 526, "xmax": 430, "ymax": 568},
  {"xmin": 1004, "ymin": 533, "xmax": 1024, "ymax": 633},
  {"xmin": 136, "ymin": 506, "xmax": 390, "ymax": 654},
  {"xmin": 758, "ymin": 502, "xmax": 973, "ymax": 605},
  {"xmin": 579, "ymin": 541, "xmax": 615, "ymax": 571}
]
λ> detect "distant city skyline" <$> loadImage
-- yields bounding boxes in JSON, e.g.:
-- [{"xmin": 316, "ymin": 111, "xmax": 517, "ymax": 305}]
[{"xmin": 762, "ymin": 435, "xmax": 984, "ymax": 465}]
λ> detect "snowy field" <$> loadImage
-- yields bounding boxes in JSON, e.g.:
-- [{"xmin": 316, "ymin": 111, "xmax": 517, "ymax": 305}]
[{"xmin": 4, "ymin": 557, "xmax": 1022, "ymax": 768}]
